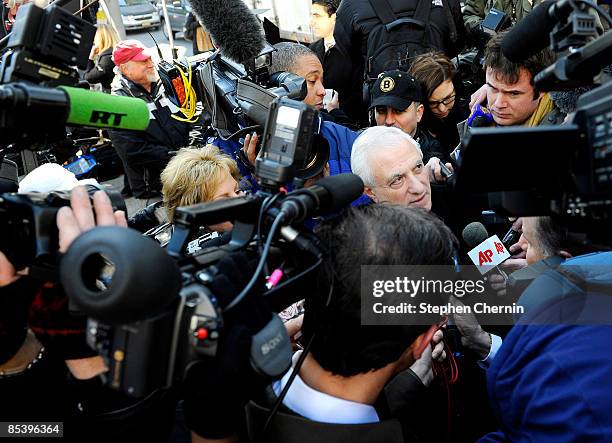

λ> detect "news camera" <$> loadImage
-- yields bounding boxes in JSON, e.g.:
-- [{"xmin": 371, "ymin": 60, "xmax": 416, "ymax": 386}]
[
  {"xmin": 0, "ymin": 1, "xmax": 149, "ymax": 176},
  {"xmin": 158, "ymin": 16, "xmax": 329, "ymax": 181},
  {"xmin": 454, "ymin": 0, "xmax": 612, "ymax": 245},
  {"xmin": 59, "ymin": 168, "xmax": 363, "ymax": 397}
]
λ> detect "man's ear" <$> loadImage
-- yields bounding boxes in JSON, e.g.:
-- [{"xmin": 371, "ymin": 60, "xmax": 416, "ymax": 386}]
[
  {"xmin": 330, "ymin": 12, "xmax": 337, "ymax": 22},
  {"xmin": 416, "ymin": 103, "xmax": 424, "ymax": 123},
  {"xmin": 364, "ymin": 186, "xmax": 377, "ymax": 201}
]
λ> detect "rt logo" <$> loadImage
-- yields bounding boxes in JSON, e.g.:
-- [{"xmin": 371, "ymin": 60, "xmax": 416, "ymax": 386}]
[{"xmin": 90, "ymin": 111, "xmax": 127, "ymax": 126}]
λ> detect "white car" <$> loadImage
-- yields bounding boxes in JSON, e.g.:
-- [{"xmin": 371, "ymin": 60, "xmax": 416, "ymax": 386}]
[{"xmin": 120, "ymin": 0, "xmax": 161, "ymax": 31}]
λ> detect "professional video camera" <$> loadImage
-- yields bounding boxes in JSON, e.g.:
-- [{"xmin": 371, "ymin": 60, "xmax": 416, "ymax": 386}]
[
  {"xmin": 156, "ymin": 0, "xmax": 329, "ymax": 181},
  {"xmin": 0, "ymin": 3, "xmax": 136, "ymax": 271},
  {"xmin": 56, "ymin": 79, "xmax": 363, "ymax": 396},
  {"xmin": 457, "ymin": 8, "xmax": 513, "ymax": 99},
  {"xmin": 454, "ymin": 0, "xmax": 612, "ymax": 244},
  {"xmin": 0, "ymin": 1, "xmax": 150, "ymax": 176}
]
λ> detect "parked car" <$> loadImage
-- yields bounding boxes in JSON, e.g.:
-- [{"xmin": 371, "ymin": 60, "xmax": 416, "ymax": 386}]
[
  {"xmin": 120, "ymin": 0, "xmax": 161, "ymax": 31},
  {"xmin": 157, "ymin": 0, "xmax": 191, "ymax": 39}
]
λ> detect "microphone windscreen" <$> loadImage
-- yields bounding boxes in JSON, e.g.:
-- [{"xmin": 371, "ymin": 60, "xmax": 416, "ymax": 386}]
[
  {"xmin": 462, "ymin": 222, "xmax": 489, "ymax": 249},
  {"xmin": 61, "ymin": 86, "xmax": 150, "ymax": 131},
  {"xmin": 314, "ymin": 173, "xmax": 365, "ymax": 211},
  {"xmin": 500, "ymin": 0, "xmax": 556, "ymax": 62},
  {"xmin": 188, "ymin": 0, "xmax": 265, "ymax": 64}
]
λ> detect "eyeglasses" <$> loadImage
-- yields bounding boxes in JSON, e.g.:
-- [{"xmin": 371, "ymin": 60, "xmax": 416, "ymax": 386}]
[{"xmin": 428, "ymin": 93, "xmax": 456, "ymax": 109}]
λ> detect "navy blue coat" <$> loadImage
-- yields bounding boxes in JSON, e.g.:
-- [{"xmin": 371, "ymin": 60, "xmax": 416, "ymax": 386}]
[{"xmin": 481, "ymin": 252, "xmax": 612, "ymax": 442}]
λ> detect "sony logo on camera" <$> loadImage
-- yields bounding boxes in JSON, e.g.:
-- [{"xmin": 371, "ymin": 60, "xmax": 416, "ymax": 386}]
[{"xmin": 260, "ymin": 332, "xmax": 284, "ymax": 356}]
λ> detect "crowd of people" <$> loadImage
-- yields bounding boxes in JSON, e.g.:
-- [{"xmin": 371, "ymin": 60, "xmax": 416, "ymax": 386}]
[{"xmin": 1, "ymin": 0, "xmax": 612, "ymax": 441}]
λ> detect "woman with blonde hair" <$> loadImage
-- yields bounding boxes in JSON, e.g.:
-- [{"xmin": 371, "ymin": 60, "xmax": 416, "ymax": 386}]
[
  {"xmin": 143, "ymin": 145, "xmax": 243, "ymax": 250},
  {"xmin": 84, "ymin": 23, "xmax": 120, "ymax": 92}
]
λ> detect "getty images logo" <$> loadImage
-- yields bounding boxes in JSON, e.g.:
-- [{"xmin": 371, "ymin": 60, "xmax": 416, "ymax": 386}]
[
  {"xmin": 89, "ymin": 111, "xmax": 128, "ymax": 126},
  {"xmin": 260, "ymin": 332, "xmax": 283, "ymax": 356}
]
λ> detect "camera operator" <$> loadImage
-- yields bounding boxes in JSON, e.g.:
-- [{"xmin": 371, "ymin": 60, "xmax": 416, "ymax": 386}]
[
  {"xmin": 109, "ymin": 39, "xmax": 190, "ymax": 199},
  {"xmin": 244, "ymin": 204, "xmax": 453, "ymax": 442},
  {"xmin": 0, "ymin": 187, "xmax": 124, "ymax": 418},
  {"xmin": 236, "ymin": 42, "xmax": 360, "ymax": 187},
  {"xmin": 457, "ymin": 32, "xmax": 564, "ymax": 147}
]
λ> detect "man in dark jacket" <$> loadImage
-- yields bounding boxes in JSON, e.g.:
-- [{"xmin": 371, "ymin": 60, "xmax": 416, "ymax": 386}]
[
  {"xmin": 309, "ymin": 0, "xmax": 355, "ymax": 122},
  {"xmin": 109, "ymin": 40, "xmax": 189, "ymax": 199},
  {"xmin": 369, "ymin": 69, "xmax": 450, "ymax": 165},
  {"xmin": 333, "ymin": 0, "xmax": 466, "ymax": 124}
]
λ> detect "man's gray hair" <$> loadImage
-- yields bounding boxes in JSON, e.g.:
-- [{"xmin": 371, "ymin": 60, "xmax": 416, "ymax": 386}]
[
  {"xmin": 350, "ymin": 126, "xmax": 422, "ymax": 187},
  {"xmin": 270, "ymin": 42, "xmax": 317, "ymax": 74}
]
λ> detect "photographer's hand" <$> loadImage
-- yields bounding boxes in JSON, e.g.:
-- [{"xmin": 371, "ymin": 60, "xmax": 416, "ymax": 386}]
[
  {"xmin": 324, "ymin": 90, "xmax": 339, "ymax": 112},
  {"xmin": 242, "ymin": 132, "xmax": 259, "ymax": 167},
  {"xmin": 426, "ymin": 157, "xmax": 454, "ymax": 183},
  {"xmin": 0, "ymin": 251, "xmax": 23, "ymax": 286},
  {"xmin": 57, "ymin": 186, "xmax": 127, "ymax": 253}
]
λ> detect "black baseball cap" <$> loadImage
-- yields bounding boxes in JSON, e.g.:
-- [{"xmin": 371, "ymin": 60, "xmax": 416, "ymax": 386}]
[{"xmin": 369, "ymin": 70, "xmax": 423, "ymax": 111}]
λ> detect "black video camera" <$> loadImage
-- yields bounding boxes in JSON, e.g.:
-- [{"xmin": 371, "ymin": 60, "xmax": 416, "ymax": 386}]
[
  {"xmin": 454, "ymin": 6, "xmax": 612, "ymax": 245},
  {"xmin": 0, "ymin": 185, "xmax": 126, "ymax": 274},
  {"xmin": 157, "ymin": 41, "xmax": 329, "ymax": 182},
  {"xmin": 60, "ymin": 172, "xmax": 363, "ymax": 397}
]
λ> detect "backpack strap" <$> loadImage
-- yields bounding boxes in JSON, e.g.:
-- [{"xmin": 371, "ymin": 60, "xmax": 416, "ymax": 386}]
[
  {"xmin": 368, "ymin": 0, "xmax": 398, "ymax": 26},
  {"xmin": 368, "ymin": 0, "xmax": 431, "ymax": 31}
]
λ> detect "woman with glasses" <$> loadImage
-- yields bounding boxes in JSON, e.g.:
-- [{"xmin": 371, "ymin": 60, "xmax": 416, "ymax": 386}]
[{"xmin": 409, "ymin": 52, "xmax": 469, "ymax": 154}]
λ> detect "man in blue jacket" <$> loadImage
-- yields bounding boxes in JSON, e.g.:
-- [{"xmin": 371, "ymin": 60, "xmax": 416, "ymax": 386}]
[{"xmin": 479, "ymin": 251, "xmax": 612, "ymax": 442}]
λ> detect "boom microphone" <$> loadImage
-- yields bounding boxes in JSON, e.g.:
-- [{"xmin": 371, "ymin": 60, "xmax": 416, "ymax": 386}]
[
  {"xmin": 187, "ymin": 0, "xmax": 265, "ymax": 64},
  {"xmin": 0, "ymin": 83, "xmax": 150, "ymax": 142},
  {"xmin": 279, "ymin": 173, "xmax": 365, "ymax": 223},
  {"xmin": 500, "ymin": 0, "xmax": 572, "ymax": 62}
]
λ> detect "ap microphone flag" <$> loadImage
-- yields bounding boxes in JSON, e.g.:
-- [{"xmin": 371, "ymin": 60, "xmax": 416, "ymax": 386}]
[{"xmin": 467, "ymin": 235, "xmax": 511, "ymax": 275}]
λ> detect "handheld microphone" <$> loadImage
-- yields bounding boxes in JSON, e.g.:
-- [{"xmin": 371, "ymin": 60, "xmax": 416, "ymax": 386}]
[
  {"xmin": 279, "ymin": 173, "xmax": 365, "ymax": 223},
  {"xmin": 500, "ymin": 0, "xmax": 572, "ymax": 62},
  {"xmin": 187, "ymin": 0, "xmax": 265, "ymax": 65},
  {"xmin": 462, "ymin": 222, "xmax": 511, "ymax": 275},
  {"xmin": 0, "ymin": 83, "xmax": 150, "ymax": 142},
  {"xmin": 462, "ymin": 222, "xmax": 489, "ymax": 249}
]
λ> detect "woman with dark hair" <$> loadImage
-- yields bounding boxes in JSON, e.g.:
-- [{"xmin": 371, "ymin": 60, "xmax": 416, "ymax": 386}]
[{"xmin": 409, "ymin": 52, "xmax": 469, "ymax": 153}]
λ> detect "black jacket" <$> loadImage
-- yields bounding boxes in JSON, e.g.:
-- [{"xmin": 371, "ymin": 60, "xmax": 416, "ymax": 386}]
[
  {"xmin": 420, "ymin": 96, "xmax": 469, "ymax": 155},
  {"xmin": 333, "ymin": 0, "xmax": 466, "ymax": 124},
  {"xmin": 109, "ymin": 76, "xmax": 190, "ymax": 198},
  {"xmin": 84, "ymin": 47, "xmax": 115, "ymax": 92},
  {"xmin": 310, "ymin": 39, "xmax": 360, "ymax": 125}
]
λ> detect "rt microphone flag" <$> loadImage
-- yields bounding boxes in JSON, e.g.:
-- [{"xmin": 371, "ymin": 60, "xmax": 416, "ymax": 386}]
[
  {"xmin": 1, "ymin": 83, "xmax": 150, "ymax": 143},
  {"xmin": 59, "ymin": 86, "xmax": 150, "ymax": 131}
]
